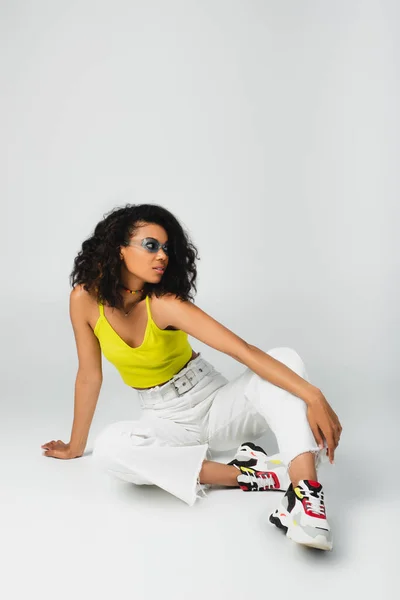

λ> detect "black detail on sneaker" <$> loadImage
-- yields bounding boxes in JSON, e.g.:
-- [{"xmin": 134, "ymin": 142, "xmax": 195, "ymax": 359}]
[
  {"xmin": 228, "ymin": 457, "xmax": 258, "ymax": 468},
  {"xmin": 269, "ymin": 514, "xmax": 288, "ymax": 533},
  {"xmin": 239, "ymin": 442, "xmax": 268, "ymax": 454},
  {"xmin": 284, "ymin": 484, "xmax": 296, "ymax": 513},
  {"xmin": 227, "ymin": 441, "xmax": 268, "ymax": 469}
]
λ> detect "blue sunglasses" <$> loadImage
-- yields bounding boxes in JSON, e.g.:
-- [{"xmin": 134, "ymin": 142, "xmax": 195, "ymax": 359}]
[{"xmin": 128, "ymin": 237, "xmax": 169, "ymax": 255}]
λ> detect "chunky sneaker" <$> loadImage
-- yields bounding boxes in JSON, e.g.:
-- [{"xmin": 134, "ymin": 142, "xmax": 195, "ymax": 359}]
[
  {"xmin": 269, "ymin": 480, "xmax": 333, "ymax": 551},
  {"xmin": 229, "ymin": 442, "xmax": 290, "ymax": 491}
]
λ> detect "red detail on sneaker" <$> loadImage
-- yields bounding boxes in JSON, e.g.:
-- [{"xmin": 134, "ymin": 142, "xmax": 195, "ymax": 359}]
[
  {"xmin": 307, "ymin": 480, "xmax": 321, "ymax": 488},
  {"xmin": 251, "ymin": 452, "xmax": 257, "ymax": 456},
  {"xmin": 301, "ymin": 499, "xmax": 326, "ymax": 519}
]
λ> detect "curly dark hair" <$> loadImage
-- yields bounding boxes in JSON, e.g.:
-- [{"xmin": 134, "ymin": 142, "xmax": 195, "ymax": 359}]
[{"xmin": 70, "ymin": 204, "xmax": 200, "ymax": 308}]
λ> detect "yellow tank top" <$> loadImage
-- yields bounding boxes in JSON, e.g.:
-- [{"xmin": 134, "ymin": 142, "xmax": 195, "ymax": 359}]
[{"xmin": 93, "ymin": 295, "xmax": 193, "ymax": 388}]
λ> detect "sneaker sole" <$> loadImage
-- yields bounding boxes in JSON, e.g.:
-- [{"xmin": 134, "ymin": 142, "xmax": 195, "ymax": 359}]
[{"xmin": 269, "ymin": 513, "xmax": 333, "ymax": 551}]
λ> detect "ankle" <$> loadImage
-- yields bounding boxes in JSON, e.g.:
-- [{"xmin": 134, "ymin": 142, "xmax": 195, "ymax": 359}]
[
  {"xmin": 288, "ymin": 452, "xmax": 317, "ymax": 487},
  {"xmin": 198, "ymin": 461, "xmax": 240, "ymax": 487},
  {"xmin": 230, "ymin": 465, "xmax": 240, "ymax": 486}
]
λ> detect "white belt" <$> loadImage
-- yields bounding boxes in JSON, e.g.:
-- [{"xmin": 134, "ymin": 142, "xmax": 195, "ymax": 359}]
[{"xmin": 137, "ymin": 357, "xmax": 213, "ymax": 402}]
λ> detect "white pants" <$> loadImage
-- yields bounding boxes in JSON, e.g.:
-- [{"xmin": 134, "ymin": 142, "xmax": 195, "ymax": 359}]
[{"xmin": 92, "ymin": 348, "xmax": 322, "ymax": 506}]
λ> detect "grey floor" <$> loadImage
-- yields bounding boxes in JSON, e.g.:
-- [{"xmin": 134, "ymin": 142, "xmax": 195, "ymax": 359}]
[{"xmin": 2, "ymin": 365, "xmax": 398, "ymax": 600}]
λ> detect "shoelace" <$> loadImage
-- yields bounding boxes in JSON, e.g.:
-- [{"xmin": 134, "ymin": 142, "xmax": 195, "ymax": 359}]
[
  {"xmin": 247, "ymin": 470, "xmax": 276, "ymax": 489},
  {"xmin": 304, "ymin": 490, "xmax": 326, "ymax": 516}
]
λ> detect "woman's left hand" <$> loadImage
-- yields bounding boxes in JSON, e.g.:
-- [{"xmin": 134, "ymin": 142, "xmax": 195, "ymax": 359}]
[
  {"xmin": 41, "ymin": 440, "xmax": 83, "ymax": 459},
  {"xmin": 306, "ymin": 392, "xmax": 342, "ymax": 464}
]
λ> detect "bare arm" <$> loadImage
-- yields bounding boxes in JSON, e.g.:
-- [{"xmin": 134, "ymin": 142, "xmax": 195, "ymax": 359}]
[
  {"xmin": 159, "ymin": 295, "xmax": 319, "ymax": 401},
  {"xmin": 67, "ymin": 377, "xmax": 102, "ymax": 455},
  {"xmin": 159, "ymin": 295, "xmax": 342, "ymax": 464},
  {"xmin": 42, "ymin": 286, "xmax": 103, "ymax": 459}
]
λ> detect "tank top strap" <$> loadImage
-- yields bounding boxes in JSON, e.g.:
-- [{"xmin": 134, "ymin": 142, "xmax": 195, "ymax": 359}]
[
  {"xmin": 98, "ymin": 303, "xmax": 105, "ymax": 317},
  {"xmin": 145, "ymin": 295, "xmax": 153, "ymax": 322}
]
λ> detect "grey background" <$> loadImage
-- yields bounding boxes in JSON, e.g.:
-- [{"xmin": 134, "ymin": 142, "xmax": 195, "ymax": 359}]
[{"xmin": 1, "ymin": 1, "xmax": 398, "ymax": 598}]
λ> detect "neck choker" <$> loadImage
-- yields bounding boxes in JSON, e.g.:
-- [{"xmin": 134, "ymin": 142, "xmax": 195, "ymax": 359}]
[
  {"xmin": 119, "ymin": 285, "xmax": 144, "ymax": 295},
  {"xmin": 119, "ymin": 285, "xmax": 144, "ymax": 317}
]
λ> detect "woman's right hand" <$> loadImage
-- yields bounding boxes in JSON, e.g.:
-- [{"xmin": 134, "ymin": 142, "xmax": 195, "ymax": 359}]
[{"xmin": 41, "ymin": 440, "xmax": 84, "ymax": 459}]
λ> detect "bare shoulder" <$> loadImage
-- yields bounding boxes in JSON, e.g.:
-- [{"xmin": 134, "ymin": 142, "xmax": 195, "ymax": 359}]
[
  {"xmin": 70, "ymin": 284, "xmax": 99, "ymax": 330},
  {"xmin": 149, "ymin": 293, "xmax": 188, "ymax": 329},
  {"xmin": 70, "ymin": 283, "xmax": 95, "ymax": 302},
  {"xmin": 70, "ymin": 283, "xmax": 96, "ymax": 310},
  {"xmin": 152, "ymin": 292, "xmax": 187, "ymax": 305},
  {"xmin": 69, "ymin": 284, "xmax": 103, "ymax": 378},
  {"xmin": 151, "ymin": 292, "xmax": 190, "ymax": 315}
]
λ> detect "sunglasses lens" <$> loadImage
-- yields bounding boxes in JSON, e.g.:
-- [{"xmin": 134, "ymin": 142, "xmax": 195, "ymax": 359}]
[
  {"xmin": 141, "ymin": 238, "xmax": 169, "ymax": 254},
  {"xmin": 142, "ymin": 239, "xmax": 159, "ymax": 253}
]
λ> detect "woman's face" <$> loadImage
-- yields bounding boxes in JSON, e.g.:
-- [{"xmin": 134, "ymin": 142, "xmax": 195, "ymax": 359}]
[{"xmin": 120, "ymin": 222, "xmax": 169, "ymax": 284}]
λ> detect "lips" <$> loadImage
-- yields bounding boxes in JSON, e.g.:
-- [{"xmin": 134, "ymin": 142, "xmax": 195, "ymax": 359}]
[{"xmin": 153, "ymin": 267, "xmax": 165, "ymax": 273}]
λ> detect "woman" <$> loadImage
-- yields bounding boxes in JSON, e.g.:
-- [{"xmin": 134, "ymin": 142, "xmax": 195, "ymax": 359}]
[{"xmin": 42, "ymin": 204, "xmax": 342, "ymax": 551}]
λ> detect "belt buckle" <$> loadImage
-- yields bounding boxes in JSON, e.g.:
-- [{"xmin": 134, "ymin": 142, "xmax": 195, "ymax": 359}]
[
  {"xmin": 172, "ymin": 373, "xmax": 192, "ymax": 396},
  {"xmin": 185, "ymin": 368, "xmax": 196, "ymax": 382}
]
